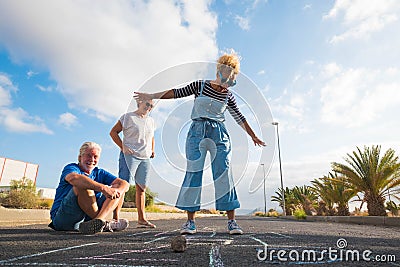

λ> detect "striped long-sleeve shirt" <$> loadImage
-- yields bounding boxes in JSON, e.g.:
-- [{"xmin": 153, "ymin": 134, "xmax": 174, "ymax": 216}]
[{"xmin": 173, "ymin": 80, "xmax": 246, "ymax": 124}]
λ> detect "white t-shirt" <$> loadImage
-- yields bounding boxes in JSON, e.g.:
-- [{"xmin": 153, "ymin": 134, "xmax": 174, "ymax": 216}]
[{"xmin": 120, "ymin": 112, "xmax": 155, "ymax": 159}]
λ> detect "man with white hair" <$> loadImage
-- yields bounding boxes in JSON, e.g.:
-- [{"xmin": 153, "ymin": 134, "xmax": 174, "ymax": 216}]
[{"xmin": 49, "ymin": 141, "xmax": 130, "ymax": 234}]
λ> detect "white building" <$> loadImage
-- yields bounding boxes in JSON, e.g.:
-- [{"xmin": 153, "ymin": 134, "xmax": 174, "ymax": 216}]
[{"xmin": 0, "ymin": 157, "xmax": 38, "ymax": 187}]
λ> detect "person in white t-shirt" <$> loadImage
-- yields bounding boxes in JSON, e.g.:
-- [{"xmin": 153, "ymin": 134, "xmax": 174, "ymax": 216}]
[{"xmin": 110, "ymin": 99, "xmax": 156, "ymax": 228}]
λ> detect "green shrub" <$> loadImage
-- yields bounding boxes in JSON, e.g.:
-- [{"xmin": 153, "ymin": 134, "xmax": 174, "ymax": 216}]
[
  {"xmin": 37, "ymin": 199, "xmax": 54, "ymax": 209},
  {"xmin": 293, "ymin": 208, "xmax": 307, "ymax": 220},
  {"xmin": 0, "ymin": 192, "xmax": 8, "ymax": 203},
  {"xmin": 254, "ymin": 209, "xmax": 280, "ymax": 217},
  {"xmin": 2, "ymin": 177, "xmax": 39, "ymax": 209},
  {"xmin": 2, "ymin": 189, "xmax": 38, "ymax": 209},
  {"xmin": 145, "ymin": 205, "xmax": 163, "ymax": 213},
  {"xmin": 124, "ymin": 185, "xmax": 158, "ymax": 207}
]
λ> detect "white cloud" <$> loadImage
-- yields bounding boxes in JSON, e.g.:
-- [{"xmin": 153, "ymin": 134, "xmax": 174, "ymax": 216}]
[
  {"xmin": 270, "ymin": 61, "xmax": 400, "ymax": 135},
  {"xmin": 231, "ymin": 0, "xmax": 268, "ymax": 31},
  {"xmin": 58, "ymin": 112, "xmax": 78, "ymax": 129},
  {"xmin": 322, "ymin": 62, "xmax": 341, "ymax": 78},
  {"xmin": 320, "ymin": 65, "xmax": 400, "ymax": 127},
  {"xmin": 27, "ymin": 70, "xmax": 38, "ymax": 79},
  {"xmin": 0, "ymin": 87, "xmax": 12, "ymax": 109},
  {"xmin": 0, "ymin": 0, "xmax": 218, "ymax": 121},
  {"xmin": 0, "ymin": 108, "xmax": 53, "ymax": 134},
  {"xmin": 0, "ymin": 87, "xmax": 11, "ymax": 108},
  {"xmin": 0, "ymin": 73, "xmax": 53, "ymax": 134},
  {"xmin": 0, "ymin": 74, "xmax": 14, "ymax": 87},
  {"xmin": 0, "ymin": 73, "xmax": 15, "ymax": 107},
  {"xmin": 234, "ymin": 15, "xmax": 250, "ymax": 31},
  {"xmin": 324, "ymin": 0, "xmax": 400, "ymax": 43},
  {"xmin": 36, "ymin": 84, "xmax": 53, "ymax": 92},
  {"xmin": 257, "ymin": 70, "xmax": 265, "ymax": 75}
]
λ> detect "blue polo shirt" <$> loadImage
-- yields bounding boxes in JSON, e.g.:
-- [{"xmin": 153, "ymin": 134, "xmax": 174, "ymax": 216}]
[{"xmin": 50, "ymin": 163, "xmax": 117, "ymax": 220}]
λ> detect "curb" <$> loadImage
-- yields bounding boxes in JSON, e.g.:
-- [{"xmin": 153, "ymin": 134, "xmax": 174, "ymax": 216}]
[
  {"xmin": 281, "ymin": 215, "xmax": 400, "ymax": 227},
  {"xmin": 0, "ymin": 207, "xmax": 218, "ymax": 227}
]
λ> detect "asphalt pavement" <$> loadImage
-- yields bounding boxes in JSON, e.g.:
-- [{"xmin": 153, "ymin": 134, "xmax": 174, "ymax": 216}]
[{"xmin": 0, "ymin": 216, "xmax": 399, "ymax": 266}]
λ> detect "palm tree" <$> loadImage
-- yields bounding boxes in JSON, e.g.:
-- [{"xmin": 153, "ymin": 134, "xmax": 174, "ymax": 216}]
[
  {"xmin": 272, "ymin": 186, "xmax": 318, "ymax": 216},
  {"xmin": 271, "ymin": 187, "xmax": 294, "ymax": 215},
  {"xmin": 311, "ymin": 172, "xmax": 358, "ymax": 216},
  {"xmin": 291, "ymin": 185, "xmax": 318, "ymax": 215},
  {"xmin": 332, "ymin": 145, "xmax": 400, "ymax": 216},
  {"xmin": 311, "ymin": 176, "xmax": 336, "ymax": 215}
]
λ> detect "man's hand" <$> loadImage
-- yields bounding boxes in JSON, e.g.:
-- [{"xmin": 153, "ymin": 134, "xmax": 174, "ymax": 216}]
[{"xmin": 102, "ymin": 186, "xmax": 121, "ymax": 199}]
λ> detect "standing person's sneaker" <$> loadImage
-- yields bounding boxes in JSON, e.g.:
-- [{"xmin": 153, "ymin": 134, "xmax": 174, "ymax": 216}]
[
  {"xmin": 109, "ymin": 218, "xmax": 129, "ymax": 231},
  {"xmin": 79, "ymin": 219, "xmax": 106, "ymax": 235},
  {"xmin": 227, "ymin": 220, "xmax": 243, "ymax": 235},
  {"xmin": 180, "ymin": 220, "xmax": 197, "ymax": 234}
]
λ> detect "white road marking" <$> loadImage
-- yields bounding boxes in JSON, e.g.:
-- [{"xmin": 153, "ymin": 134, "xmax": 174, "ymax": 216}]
[
  {"xmin": 0, "ymin": 243, "xmax": 99, "ymax": 264},
  {"xmin": 154, "ymin": 229, "xmax": 179, "ymax": 237},
  {"xmin": 249, "ymin": 236, "xmax": 268, "ymax": 247},
  {"xmin": 126, "ymin": 231, "xmax": 151, "ymax": 236},
  {"xmin": 209, "ymin": 244, "xmax": 224, "ymax": 267},
  {"xmin": 223, "ymin": 239, "xmax": 233, "ymax": 245},
  {"xmin": 144, "ymin": 236, "xmax": 169, "ymax": 244},
  {"xmin": 269, "ymin": 231, "xmax": 292, "ymax": 238}
]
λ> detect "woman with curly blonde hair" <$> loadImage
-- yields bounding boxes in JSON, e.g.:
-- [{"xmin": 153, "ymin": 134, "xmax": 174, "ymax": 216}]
[{"xmin": 135, "ymin": 52, "xmax": 265, "ymax": 235}]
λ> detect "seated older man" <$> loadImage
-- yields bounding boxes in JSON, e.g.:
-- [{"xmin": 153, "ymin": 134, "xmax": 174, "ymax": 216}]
[{"xmin": 49, "ymin": 141, "xmax": 130, "ymax": 234}]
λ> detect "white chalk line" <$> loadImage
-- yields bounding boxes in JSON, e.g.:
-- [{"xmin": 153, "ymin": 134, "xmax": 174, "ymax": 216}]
[
  {"xmin": 126, "ymin": 231, "xmax": 151, "ymax": 236},
  {"xmin": 0, "ymin": 243, "xmax": 99, "ymax": 264},
  {"xmin": 0, "ymin": 263, "xmax": 169, "ymax": 266},
  {"xmin": 209, "ymin": 245, "xmax": 224, "ymax": 267},
  {"xmin": 74, "ymin": 245, "xmax": 169, "ymax": 260},
  {"xmin": 223, "ymin": 240, "xmax": 233, "ymax": 245},
  {"xmin": 269, "ymin": 231, "xmax": 293, "ymax": 238},
  {"xmin": 144, "ymin": 236, "xmax": 169, "ymax": 244},
  {"xmin": 249, "ymin": 236, "xmax": 268, "ymax": 247},
  {"xmin": 154, "ymin": 229, "xmax": 179, "ymax": 237}
]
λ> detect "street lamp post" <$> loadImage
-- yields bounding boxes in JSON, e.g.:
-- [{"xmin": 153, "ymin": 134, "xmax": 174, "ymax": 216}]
[
  {"xmin": 272, "ymin": 122, "xmax": 286, "ymax": 216},
  {"xmin": 261, "ymin": 163, "xmax": 266, "ymax": 215}
]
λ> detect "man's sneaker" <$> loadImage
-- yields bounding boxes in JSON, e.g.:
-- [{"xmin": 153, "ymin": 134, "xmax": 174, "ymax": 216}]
[
  {"xmin": 79, "ymin": 219, "xmax": 106, "ymax": 235},
  {"xmin": 109, "ymin": 218, "xmax": 129, "ymax": 231},
  {"xmin": 180, "ymin": 220, "xmax": 197, "ymax": 235},
  {"xmin": 227, "ymin": 220, "xmax": 243, "ymax": 235}
]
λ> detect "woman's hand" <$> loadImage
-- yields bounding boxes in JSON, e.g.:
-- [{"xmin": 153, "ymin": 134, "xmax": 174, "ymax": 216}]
[
  {"xmin": 252, "ymin": 136, "xmax": 266, "ymax": 147},
  {"xmin": 134, "ymin": 92, "xmax": 153, "ymax": 102},
  {"xmin": 122, "ymin": 145, "xmax": 139, "ymax": 156}
]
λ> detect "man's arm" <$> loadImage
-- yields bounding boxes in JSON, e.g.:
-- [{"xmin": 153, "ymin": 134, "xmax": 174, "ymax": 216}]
[
  {"xmin": 110, "ymin": 177, "xmax": 130, "ymax": 193},
  {"xmin": 65, "ymin": 173, "xmax": 123, "ymax": 199}
]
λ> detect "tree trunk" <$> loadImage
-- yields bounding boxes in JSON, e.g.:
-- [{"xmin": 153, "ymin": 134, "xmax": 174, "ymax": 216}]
[
  {"xmin": 365, "ymin": 193, "xmax": 387, "ymax": 216},
  {"xmin": 337, "ymin": 204, "xmax": 350, "ymax": 216},
  {"xmin": 316, "ymin": 201, "xmax": 328, "ymax": 216}
]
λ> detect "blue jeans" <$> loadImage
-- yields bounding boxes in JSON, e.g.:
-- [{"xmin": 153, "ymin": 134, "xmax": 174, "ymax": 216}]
[
  {"xmin": 119, "ymin": 152, "xmax": 150, "ymax": 187},
  {"xmin": 52, "ymin": 188, "xmax": 106, "ymax": 231},
  {"xmin": 176, "ymin": 119, "xmax": 240, "ymax": 212}
]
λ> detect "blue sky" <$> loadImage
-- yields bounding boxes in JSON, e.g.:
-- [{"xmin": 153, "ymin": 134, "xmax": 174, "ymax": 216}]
[{"xmin": 1, "ymin": 0, "xmax": 399, "ymax": 211}]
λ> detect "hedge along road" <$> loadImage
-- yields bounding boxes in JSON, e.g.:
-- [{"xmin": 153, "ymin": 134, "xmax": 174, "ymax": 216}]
[{"xmin": 0, "ymin": 216, "xmax": 399, "ymax": 266}]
